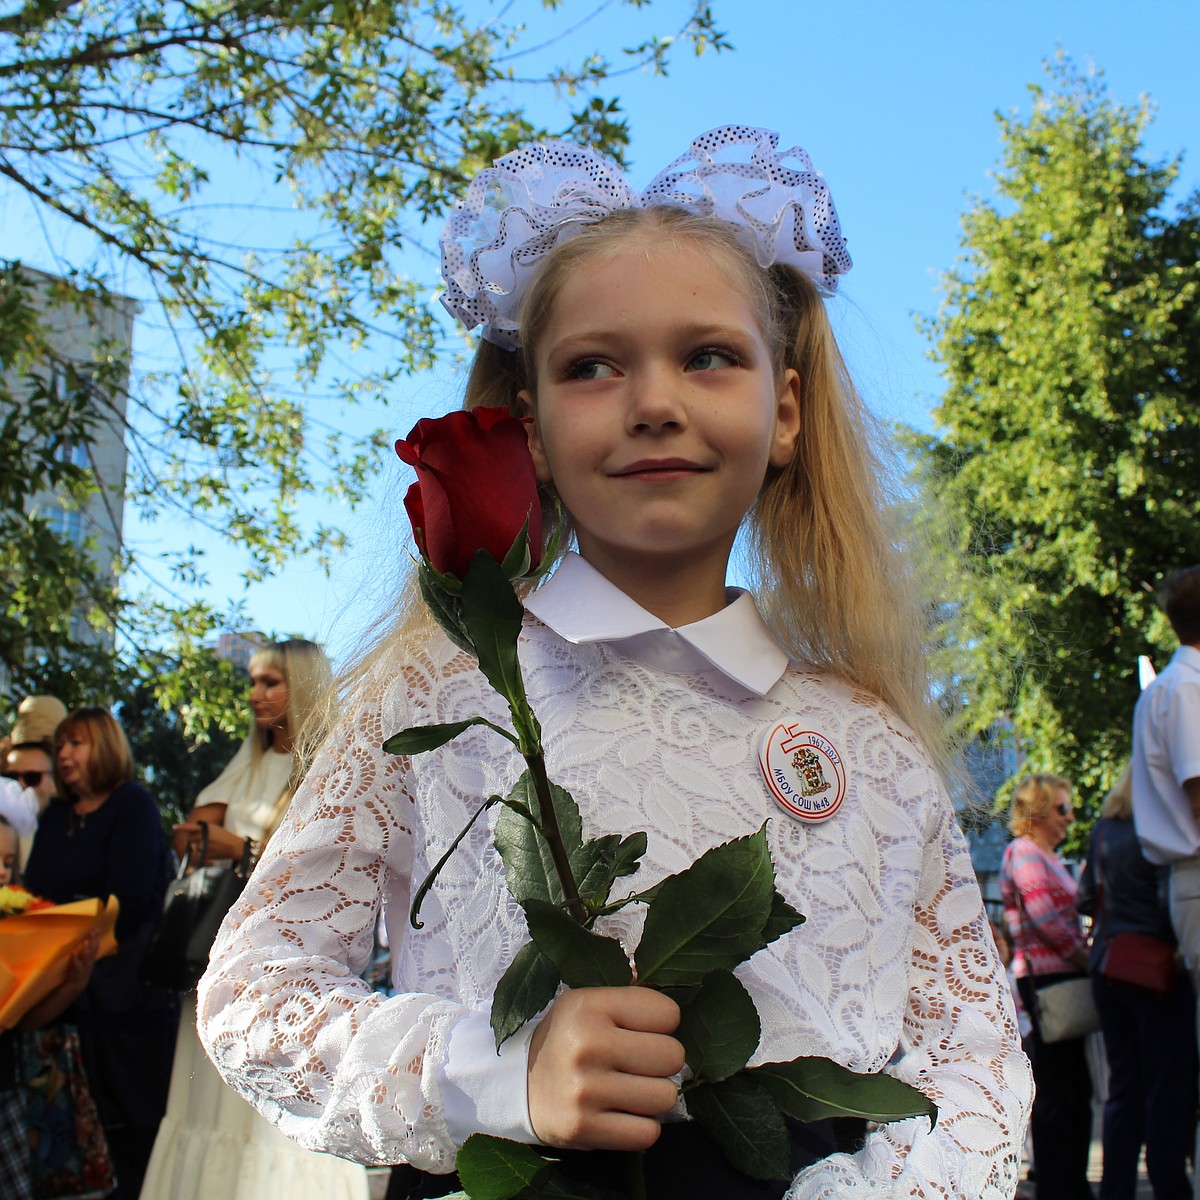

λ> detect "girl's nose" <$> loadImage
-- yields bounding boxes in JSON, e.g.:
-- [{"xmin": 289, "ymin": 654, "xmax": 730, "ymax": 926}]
[{"xmin": 625, "ymin": 366, "xmax": 688, "ymax": 433}]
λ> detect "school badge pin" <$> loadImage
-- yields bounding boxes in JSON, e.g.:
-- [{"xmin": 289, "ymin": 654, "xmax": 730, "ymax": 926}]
[{"xmin": 758, "ymin": 723, "xmax": 847, "ymax": 824}]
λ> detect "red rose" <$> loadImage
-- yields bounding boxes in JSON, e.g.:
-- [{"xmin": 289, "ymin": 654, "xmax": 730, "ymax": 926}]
[{"xmin": 395, "ymin": 407, "xmax": 543, "ymax": 581}]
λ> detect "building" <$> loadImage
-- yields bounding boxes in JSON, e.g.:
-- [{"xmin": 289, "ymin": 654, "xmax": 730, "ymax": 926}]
[{"xmin": 0, "ymin": 262, "xmax": 137, "ymax": 669}]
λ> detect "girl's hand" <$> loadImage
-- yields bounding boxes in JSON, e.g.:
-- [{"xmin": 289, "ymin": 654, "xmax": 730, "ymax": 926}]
[
  {"xmin": 173, "ymin": 820, "xmax": 248, "ymax": 866},
  {"xmin": 527, "ymin": 986, "xmax": 684, "ymax": 1151},
  {"xmin": 19, "ymin": 930, "xmax": 100, "ymax": 1030}
]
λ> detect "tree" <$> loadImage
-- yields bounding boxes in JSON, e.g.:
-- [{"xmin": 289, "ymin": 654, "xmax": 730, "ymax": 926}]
[
  {"xmin": 0, "ymin": 0, "xmax": 727, "ymax": 746},
  {"xmin": 909, "ymin": 57, "xmax": 1200, "ymax": 827}
]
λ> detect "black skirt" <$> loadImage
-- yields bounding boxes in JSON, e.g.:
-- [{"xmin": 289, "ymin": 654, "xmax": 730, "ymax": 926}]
[{"xmin": 387, "ymin": 1117, "xmax": 866, "ymax": 1200}]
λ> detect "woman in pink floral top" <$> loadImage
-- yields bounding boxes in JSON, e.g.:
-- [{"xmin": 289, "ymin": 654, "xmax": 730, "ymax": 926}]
[{"xmin": 1001, "ymin": 774, "xmax": 1094, "ymax": 1200}]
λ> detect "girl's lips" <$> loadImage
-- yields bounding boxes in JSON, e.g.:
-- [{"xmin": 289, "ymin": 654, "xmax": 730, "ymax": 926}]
[{"xmin": 610, "ymin": 458, "xmax": 709, "ymax": 478}]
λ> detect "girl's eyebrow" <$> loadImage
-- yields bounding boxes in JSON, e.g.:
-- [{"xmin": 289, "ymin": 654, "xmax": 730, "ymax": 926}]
[{"xmin": 545, "ymin": 322, "xmax": 759, "ymax": 357}]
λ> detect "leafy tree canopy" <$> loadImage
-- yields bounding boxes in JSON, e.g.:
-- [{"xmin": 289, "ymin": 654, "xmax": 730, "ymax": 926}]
[
  {"xmin": 909, "ymin": 56, "xmax": 1200, "ymax": 833},
  {"xmin": 0, "ymin": 0, "xmax": 727, "ymax": 789}
]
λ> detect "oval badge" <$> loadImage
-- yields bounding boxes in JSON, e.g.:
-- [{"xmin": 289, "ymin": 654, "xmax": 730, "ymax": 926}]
[{"xmin": 758, "ymin": 723, "xmax": 847, "ymax": 824}]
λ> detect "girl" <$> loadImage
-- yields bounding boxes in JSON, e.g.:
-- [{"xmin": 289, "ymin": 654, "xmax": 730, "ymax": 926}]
[
  {"xmin": 198, "ymin": 127, "xmax": 1032, "ymax": 1198},
  {"xmin": 140, "ymin": 640, "xmax": 369, "ymax": 1200}
]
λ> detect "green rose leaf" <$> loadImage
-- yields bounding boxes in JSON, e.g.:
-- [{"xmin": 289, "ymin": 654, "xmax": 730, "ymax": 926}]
[
  {"xmin": 499, "ymin": 516, "xmax": 534, "ymax": 581},
  {"xmin": 571, "ymin": 831, "xmax": 647, "ymax": 910},
  {"xmin": 759, "ymin": 888, "xmax": 806, "ymax": 951},
  {"xmin": 456, "ymin": 1134, "xmax": 548, "ymax": 1200},
  {"xmin": 461, "ymin": 550, "xmax": 527, "ymax": 712},
  {"xmin": 633, "ymin": 825, "xmax": 776, "ymax": 987},
  {"xmin": 383, "ymin": 717, "xmax": 519, "ymax": 756},
  {"xmin": 676, "ymin": 969, "xmax": 760, "ymax": 1083},
  {"xmin": 491, "ymin": 941, "xmax": 561, "ymax": 1050},
  {"xmin": 570, "ymin": 833, "xmax": 623, "ymax": 907},
  {"xmin": 683, "ymin": 1074, "xmax": 790, "ymax": 1182},
  {"xmin": 522, "ymin": 898, "xmax": 633, "ymax": 988},
  {"xmin": 750, "ymin": 1058, "xmax": 938, "ymax": 1127},
  {"xmin": 418, "ymin": 560, "xmax": 471, "ymax": 654},
  {"xmin": 496, "ymin": 772, "xmax": 583, "ymax": 907}
]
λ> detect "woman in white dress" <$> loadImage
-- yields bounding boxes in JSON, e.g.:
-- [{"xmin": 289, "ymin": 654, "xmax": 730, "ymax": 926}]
[{"xmin": 139, "ymin": 639, "xmax": 369, "ymax": 1200}]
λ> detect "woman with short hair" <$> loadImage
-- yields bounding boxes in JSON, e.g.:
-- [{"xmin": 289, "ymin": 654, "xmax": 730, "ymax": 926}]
[
  {"xmin": 24, "ymin": 706, "xmax": 178, "ymax": 1200},
  {"xmin": 1001, "ymin": 773, "xmax": 1095, "ymax": 1200}
]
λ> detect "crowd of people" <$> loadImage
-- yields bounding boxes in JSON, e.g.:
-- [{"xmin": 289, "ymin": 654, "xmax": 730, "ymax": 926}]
[
  {"xmin": 996, "ymin": 566, "xmax": 1200, "ymax": 1200},
  {"xmin": 0, "ymin": 639, "xmax": 369, "ymax": 1200}
]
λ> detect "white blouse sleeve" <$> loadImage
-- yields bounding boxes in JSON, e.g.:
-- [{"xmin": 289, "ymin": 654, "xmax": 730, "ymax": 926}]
[
  {"xmin": 787, "ymin": 793, "xmax": 1033, "ymax": 1200},
  {"xmin": 196, "ymin": 679, "xmax": 496, "ymax": 1171}
]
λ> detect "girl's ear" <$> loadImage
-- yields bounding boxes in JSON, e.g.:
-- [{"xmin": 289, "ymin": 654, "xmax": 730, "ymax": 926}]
[
  {"xmin": 517, "ymin": 388, "xmax": 554, "ymax": 484},
  {"xmin": 768, "ymin": 368, "xmax": 802, "ymax": 469}
]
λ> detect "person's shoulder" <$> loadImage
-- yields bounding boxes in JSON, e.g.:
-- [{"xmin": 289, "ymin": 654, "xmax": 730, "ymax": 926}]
[
  {"xmin": 349, "ymin": 627, "xmax": 483, "ymax": 725},
  {"xmin": 110, "ymin": 779, "xmax": 160, "ymax": 819},
  {"xmin": 774, "ymin": 665, "xmax": 930, "ymax": 760}
]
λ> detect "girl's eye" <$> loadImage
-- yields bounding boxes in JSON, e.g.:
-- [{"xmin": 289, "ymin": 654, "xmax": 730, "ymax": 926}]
[
  {"xmin": 568, "ymin": 359, "xmax": 617, "ymax": 382},
  {"xmin": 687, "ymin": 347, "xmax": 740, "ymax": 372}
]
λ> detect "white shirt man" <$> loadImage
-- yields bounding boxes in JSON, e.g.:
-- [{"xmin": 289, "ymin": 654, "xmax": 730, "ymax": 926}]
[{"xmin": 1132, "ymin": 566, "xmax": 1200, "ymax": 1200}]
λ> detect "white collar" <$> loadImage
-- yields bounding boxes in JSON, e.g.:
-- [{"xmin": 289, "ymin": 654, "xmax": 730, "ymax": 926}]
[{"xmin": 524, "ymin": 552, "xmax": 789, "ymax": 697}]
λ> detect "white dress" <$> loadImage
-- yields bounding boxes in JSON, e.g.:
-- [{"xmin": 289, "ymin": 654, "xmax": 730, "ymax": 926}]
[
  {"xmin": 197, "ymin": 561, "xmax": 1032, "ymax": 1199},
  {"xmin": 139, "ymin": 744, "xmax": 370, "ymax": 1200}
]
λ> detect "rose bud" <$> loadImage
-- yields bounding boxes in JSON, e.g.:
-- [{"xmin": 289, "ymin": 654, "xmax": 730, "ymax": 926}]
[{"xmin": 396, "ymin": 406, "xmax": 543, "ymax": 582}]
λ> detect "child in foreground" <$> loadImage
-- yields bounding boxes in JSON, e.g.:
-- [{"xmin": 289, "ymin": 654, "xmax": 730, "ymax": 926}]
[{"xmin": 198, "ymin": 126, "xmax": 1032, "ymax": 1198}]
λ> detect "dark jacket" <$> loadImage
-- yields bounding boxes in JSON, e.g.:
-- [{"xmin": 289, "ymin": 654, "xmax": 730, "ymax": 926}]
[{"xmin": 1076, "ymin": 816, "xmax": 1175, "ymax": 973}]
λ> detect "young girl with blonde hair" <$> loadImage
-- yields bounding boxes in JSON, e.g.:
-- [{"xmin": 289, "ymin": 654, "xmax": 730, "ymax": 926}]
[{"xmin": 199, "ymin": 127, "xmax": 1031, "ymax": 1198}]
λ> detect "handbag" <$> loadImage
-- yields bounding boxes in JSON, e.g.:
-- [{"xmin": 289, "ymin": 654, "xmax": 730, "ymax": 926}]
[
  {"xmin": 1031, "ymin": 976, "xmax": 1102, "ymax": 1043},
  {"xmin": 24, "ymin": 1024, "xmax": 115, "ymax": 1200},
  {"xmin": 140, "ymin": 822, "xmax": 254, "ymax": 991},
  {"xmin": 1091, "ymin": 824, "xmax": 1179, "ymax": 995},
  {"xmin": 1099, "ymin": 931, "xmax": 1177, "ymax": 994},
  {"xmin": 1008, "ymin": 862, "xmax": 1101, "ymax": 1044}
]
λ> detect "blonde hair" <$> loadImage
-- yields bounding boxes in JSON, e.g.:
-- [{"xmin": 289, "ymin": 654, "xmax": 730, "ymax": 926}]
[
  {"xmin": 343, "ymin": 206, "xmax": 949, "ymax": 772},
  {"xmin": 1007, "ymin": 773, "xmax": 1073, "ymax": 836},
  {"xmin": 1100, "ymin": 762, "xmax": 1133, "ymax": 821},
  {"xmin": 240, "ymin": 639, "xmax": 333, "ymax": 838}
]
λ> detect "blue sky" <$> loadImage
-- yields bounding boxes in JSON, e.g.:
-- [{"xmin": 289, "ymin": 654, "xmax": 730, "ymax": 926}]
[{"xmin": 6, "ymin": 0, "xmax": 1199, "ymax": 664}]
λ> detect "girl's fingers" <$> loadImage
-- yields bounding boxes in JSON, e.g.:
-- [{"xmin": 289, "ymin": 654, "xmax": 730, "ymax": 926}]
[
  {"xmin": 571, "ymin": 1110, "xmax": 668, "ymax": 1153},
  {"xmin": 607, "ymin": 1029, "xmax": 686, "ymax": 1080},
  {"xmin": 592, "ymin": 1072, "xmax": 679, "ymax": 1119}
]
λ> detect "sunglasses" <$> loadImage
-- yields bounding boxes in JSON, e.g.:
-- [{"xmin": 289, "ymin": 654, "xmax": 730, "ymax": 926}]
[
  {"xmin": 3, "ymin": 770, "xmax": 46, "ymax": 789},
  {"xmin": 1054, "ymin": 801, "xmax": 1072, "ymax": 817}
]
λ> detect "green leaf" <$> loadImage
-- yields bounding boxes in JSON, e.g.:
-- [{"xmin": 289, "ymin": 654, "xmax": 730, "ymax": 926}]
[
  {"xmin": 499, "ymin": 516, "xmax": 534, "ymax": 580},
  {"xmin": 684, "ymin": 1074, "xmax": 790, "ymax": 1182},
  {"xmin": 750, "ymin": 1058, "xmax": 937, "ymax": 1127},
  {"xmin": 461, "ymin": 550, "xmax": 527, "ymax": 710},
  {"xmin": 759, "ymin": 888, "xmax": 805, "ymax": 950},
  {"xmin": 491, "ymin": 940, "xmax": 561, "ymax": 1050},
  {"xmin": 495, "ymin": 772, "xmax": 583, "ymax": 907},
  {"xmin": 382, "ymin": 716, "xmax": 518, "ymax": 756},
  {"xmin": 675, "ymin": 970, "xmax": 760, "ymax": 1083},
  {"xmin": 418, "ymin": 560, "xmax": 472, "ymax": 656},
  {"xmin": 456, "ymin": 1134, "xmax": 548, "ymax": 1200},
  {"xmin": 570, "ymin": 834, "xmax": 622, "ymax": 908},
  {"xmin": 409, "ymin": 795, "xmax": 502, "ymax": 930},
  {"xmin": 633, "ymin": 825, "xmax": 775, "ymax": 987},
  {"xmin": 522, "ymin": 898, "xmax": 633, "ymax": 988},
  {"xmin": 570, "ymin": 831, "xmax": 647, "ymax": 910}
]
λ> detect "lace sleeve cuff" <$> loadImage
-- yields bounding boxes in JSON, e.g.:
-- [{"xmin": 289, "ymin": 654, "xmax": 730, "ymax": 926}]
[{"xmin": 440, "ymin": 1008, "xmax": 538, "ymax": 1145}]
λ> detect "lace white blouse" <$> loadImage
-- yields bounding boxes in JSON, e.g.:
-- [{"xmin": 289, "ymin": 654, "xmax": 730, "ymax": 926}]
[{"xmin": 198, "ymin": 564, "xmax": 1031, "ymax": 1199}]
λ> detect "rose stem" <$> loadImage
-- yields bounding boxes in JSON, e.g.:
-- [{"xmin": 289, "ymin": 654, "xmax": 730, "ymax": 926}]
[{"xmin": 523, "ymin": 751, "xmax": 587, "ymax": 925}]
